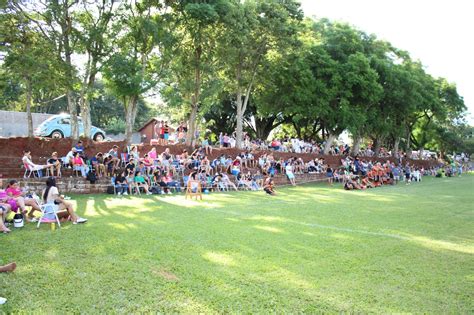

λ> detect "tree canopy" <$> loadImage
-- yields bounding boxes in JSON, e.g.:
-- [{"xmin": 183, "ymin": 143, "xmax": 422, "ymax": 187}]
[{"xmin": 0, "ymin": 0, "xmax": 470, "ymax": 152}]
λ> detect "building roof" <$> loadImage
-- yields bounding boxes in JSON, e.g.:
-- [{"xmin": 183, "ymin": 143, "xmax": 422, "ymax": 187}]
[{"xmin": 138, "ymin": 118, "xmax": 159, "ymax": 132}]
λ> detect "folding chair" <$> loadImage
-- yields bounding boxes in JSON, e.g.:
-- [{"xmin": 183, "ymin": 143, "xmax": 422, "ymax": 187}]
[
  {"xmin": 37, "ymin": 203, "xmax": 61, "ymax": 229},
  {"xmin": 120, "ymin": 153, "xmax": 129, "ymax": 167},
  {"xmin": 23, "ymin": 163, "xmax": 40, "ymax": 178},
  {"xmin": 185, "ymin": 180, "xmax": 202, "ymax": 200}
]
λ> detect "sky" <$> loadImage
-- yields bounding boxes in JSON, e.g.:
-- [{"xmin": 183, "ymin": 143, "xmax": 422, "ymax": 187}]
[{"xmin": 299, "ymin": 0, "xmax": 474, "ymax": 124}]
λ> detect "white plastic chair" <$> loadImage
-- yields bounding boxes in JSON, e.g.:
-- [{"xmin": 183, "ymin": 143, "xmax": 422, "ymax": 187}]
[{"xmin": 37, "ymin": 203, "xmax": 61, "ymax": 229}]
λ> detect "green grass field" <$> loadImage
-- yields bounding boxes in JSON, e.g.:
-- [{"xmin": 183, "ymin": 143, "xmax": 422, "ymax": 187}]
[{"xmin": 1, "ymin": 175, "xmax": 473, "ymax": 313}]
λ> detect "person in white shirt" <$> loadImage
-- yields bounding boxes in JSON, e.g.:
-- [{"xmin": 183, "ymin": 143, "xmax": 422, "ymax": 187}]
[
  {"xmin": 42, "ymin": 177, "xmax": 87, "ymax": 224},
  {"xmin": 22, "ymin": 150, "xmax": 48, "ymax": 177}
]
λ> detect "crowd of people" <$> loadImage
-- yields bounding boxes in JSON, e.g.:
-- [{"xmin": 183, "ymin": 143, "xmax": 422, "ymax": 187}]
[{"xmin": 2, "ymin": 130, "xmax": 470, "ymax": 235}]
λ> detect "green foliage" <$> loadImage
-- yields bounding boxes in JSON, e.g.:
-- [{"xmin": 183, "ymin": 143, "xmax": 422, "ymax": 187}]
[{"xmin": 0, "ymin": 0, "xmax": 470, "ymax": 151}]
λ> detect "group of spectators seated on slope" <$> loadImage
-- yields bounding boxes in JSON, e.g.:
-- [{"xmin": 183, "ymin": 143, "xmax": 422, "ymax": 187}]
[{"xmin": 18, "ymin": 134, "xmax": 469, "ymax": 196}]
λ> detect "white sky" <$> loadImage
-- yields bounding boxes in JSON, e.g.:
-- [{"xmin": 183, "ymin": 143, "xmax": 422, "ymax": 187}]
[{"xmin": 299, "ymin": 0, "xmax": 474, "ymax": 124}]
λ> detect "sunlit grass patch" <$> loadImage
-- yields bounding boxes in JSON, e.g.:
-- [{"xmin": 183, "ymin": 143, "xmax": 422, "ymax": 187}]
[{"xmin": 1, "ymin": 175, "xmax": 473, "ymax": 313}]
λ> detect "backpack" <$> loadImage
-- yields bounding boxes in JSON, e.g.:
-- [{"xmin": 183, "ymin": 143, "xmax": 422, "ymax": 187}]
[{"xmin": 106, "ymin": 185, "xmax": 115, "ymax": 194}]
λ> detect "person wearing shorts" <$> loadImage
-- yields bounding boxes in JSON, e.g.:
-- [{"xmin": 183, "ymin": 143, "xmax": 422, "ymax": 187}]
[{"xmin": 285, "ymin": 163, "xmax": 296, "ymax": 186}]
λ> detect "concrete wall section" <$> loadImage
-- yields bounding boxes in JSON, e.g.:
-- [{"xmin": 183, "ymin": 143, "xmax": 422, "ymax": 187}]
[{"xmin": 0, "ymin": 111, "xmax": 54, "ymax": 137}]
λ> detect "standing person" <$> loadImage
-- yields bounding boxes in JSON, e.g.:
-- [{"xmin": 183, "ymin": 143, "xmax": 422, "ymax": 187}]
[
  {"xmin": 404, "ymin": 164, "xmax": 411, "ymax": 185},
  {"xmin": 158, "ymin": 120, "xmax": 165, "ymax": 145},
  {"xmin": 163, "ymin": 121, "xmax": 170, "ymax": 145},
  {"xmin": 42, "ymin": 177, "xmax": 87, "ymax": 224},
  {"xmin": 223, "ymin": 133, "xmax": 230, "ymax": 148},
  {"xmin": 326, "ymin": 166, "xmax": 334, "ymax": 185},
  {"xmin": 285, "ymin": 160, "xmax": 296, "ymax": 186},
  {"xmin": 219, "ymin": 132, "xmax": 224, "ymax": 148}
]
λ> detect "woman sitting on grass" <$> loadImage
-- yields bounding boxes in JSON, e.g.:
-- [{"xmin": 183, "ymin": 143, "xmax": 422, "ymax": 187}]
[
  {"xmin": 42, "ymin": 177, "xmax": 87, "ymax": 224},
  {"xmin": 263, "ymin": 177, "xmax": 276, "ymax": 195}
]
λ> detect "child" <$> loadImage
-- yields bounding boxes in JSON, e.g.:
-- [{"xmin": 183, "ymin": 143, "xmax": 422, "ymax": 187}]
[
  {"xmin": 134, "ymin": 171, "xmax": 152, "ymax": 195},
  {"xmin": 114, "ymin": 171, "xmax": 129, "ymax": 196},
  {"xmin": 263, "ymin": 177, "xmax": 276, "ymax": 195}
]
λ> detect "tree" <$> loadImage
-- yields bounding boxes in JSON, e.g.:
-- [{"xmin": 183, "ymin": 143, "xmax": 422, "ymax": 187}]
[
  {"xmin": 12, "ymin": 0, "xmax": 81, "ymax": 139},
  {"xmin": 219, "ymin": 0, "xmax": 303, "ymax": 148},
  {"xmin": 164, "ymin": 0, "xmax": 227, "ymax": 146},
  {"xmin": 75, "ymin": 0, "xmax": 118, "ymax": 138},
  {"xmin": 0, "ymin": 3, "xmax": 63, "ymax": 137},
  {"xmin": 104, "ymin": 0, "xmax": 173, "ymax": 144}
]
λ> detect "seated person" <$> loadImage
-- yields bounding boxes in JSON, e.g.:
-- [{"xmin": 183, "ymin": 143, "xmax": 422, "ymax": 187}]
[
  {"xmin": 103, "ymin": 154, "xmax": 115, "ymax": 177},
  {"xmin": 22, "ymin": 150, "xmax": 48, "ymax": 177},
  {"xmin": 153, "ymin": 171, "xmax": 169, "ymax": 194},
  {"xmin": 221, "ymin": 173, "xmax": 238, "ymax": 191},
  {"xmin": 163, "ymin": 173, "xmax": 181, "ymax": 193},
  {"xmin": 202, "ymin": 137, "xmax": 213, "ymax": 155},
  {"xmin": 125, "ymin": 159, "xmax": 136, "ymax": 176},
  {"xmin": 107, "ymin": 145, "xmax": 120, "ymax": 173},
  {"xmin": 5, "ymin": 179, "xmax": 41, "ymax": 222},
  {"xmin": 126, "ymin": 172, "xmax": 138, "ymax": 194},
  {"xmin": 74, "ymin": 140, "xmax": 86, "ymax": 158},
  {"xmin": 72, "ymin": 152, "xmax": 89, "ymax": 178},
  {"xmin": 142, "ymin": 154, "xmax": 154, "ymax": 174},
  {"xmin": 47, "ymin": 152, "xmax": 62, "ymax": 177},
  {"xmin": 361, "ymin": 176, "xmax": 375, "ymax": 188},
  {"xmin": 263, "ymin": 177, "xmax": 276, "ymax": 195},
  {"xmin": 134, "ymin": 171, "xmax": 152, "ymax": 195},
  {"xmin": 42, "ymin": 177, "xmax": 87, "ymax": 224},
  {"xmin": 90, "ymin": 152, "xmax": 106, "ymax": 177},
  {"xmin": 65, "ymin": 147, "xmax": 77, "ymax": 167},
  {"xmin": 0, "ymin": 202, "xmax": 11, "ymax": 233},
  {"xmin": 136, "ymin": 161, "xmax": 148, "ymax": 176},
  {"xmin": 114, "ymin": 171, "xmax": 129, "ymax": 196}
]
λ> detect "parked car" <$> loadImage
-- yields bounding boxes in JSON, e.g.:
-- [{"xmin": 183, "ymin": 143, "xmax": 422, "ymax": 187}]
[{"xmin": 34, "ymin": 114, "xmax": 106, "ymax": 141}]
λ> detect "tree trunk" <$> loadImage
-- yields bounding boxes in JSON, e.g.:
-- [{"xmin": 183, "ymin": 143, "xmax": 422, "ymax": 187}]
[
  {"xmin": 255, "ymin": 117, "xmax": 275, "ymax": 140},
  {"xmin": 67, "ymin": 89, "xmax": 78, "ymax": 139},
  {"xmin": 80, "ymin": 54, "xmax": 95, "ymax": 139},
  {"xmin": 187, "ymin": 104, "xmax": 198, "ymax": 147},
  {"xmin": 323, "ymin": 132, "xmax": 337, "ymax": 154},
  {"xmin": 351, "ymin": 134, "xmax": 362, "ymax": 156},
  {"xmin": 405, "ymin": 128, "xmax": 412, "ymax": 156},
  {"xmin": 235, "ymin": 88, "xmax": 244, "ymax": 149},
  {"xmin": 124, "ymin": 96, "xmax": 138, "ymax": 145},
  {"xmin": 25, "ymin": 77, "xmax": 33, "ymax": 138},
  {"xmin": 392, "ymin": 137, "xmax": 400, "ymax": 157},
  {"xmin": 374, "ymin": 137, "xmax": 383, "ymax": 156},
  {"xmin": 186, "ymin": 45, "xmax": 202, "ymax": 146},
  {"xmin": 62, "ymin": 3, "xmax": 78, "ymax": 140}
]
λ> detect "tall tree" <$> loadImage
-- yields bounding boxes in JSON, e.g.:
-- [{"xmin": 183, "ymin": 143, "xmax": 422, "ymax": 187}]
[
  {"xmin": 103, "ymin": 0, "xmax": 173, "ymax": 144},
  {"xmin": 219, "ymin": 0, "xmax": 303, "ymax": 148},
  {"xmin": 12, "ymin": 0, "xmax": 81, "ymax": 139},
  {"xmin": 0, "ymin": 3, "xmax": 62, "ymax": 137},
  {"xmin": 164, "ymin": 0, "xmax": 226, "ymax": 146},
  {"xmin": 75, "ymin": 0, "xmax": 118, "ymax": 139}
]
